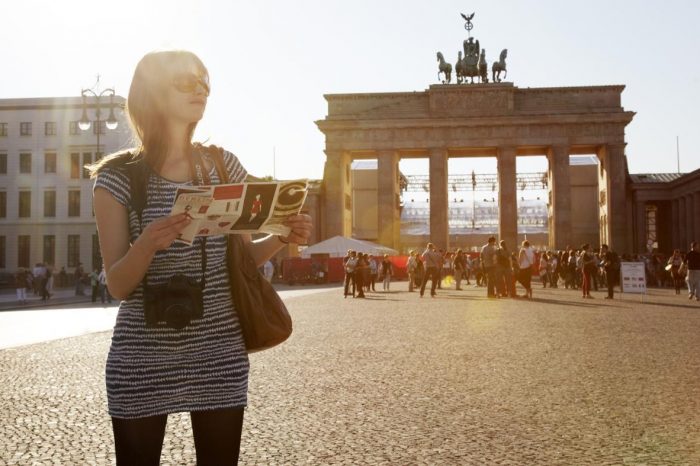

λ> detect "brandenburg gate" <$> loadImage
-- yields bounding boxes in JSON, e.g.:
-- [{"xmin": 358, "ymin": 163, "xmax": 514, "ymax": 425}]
[
  {"xmin": 316, "ymin": 13, "xmax": 634, "ymax": 253},
  {"xmin": 316, "ymin": 83, "xmax": 635, "ymax": 252}
]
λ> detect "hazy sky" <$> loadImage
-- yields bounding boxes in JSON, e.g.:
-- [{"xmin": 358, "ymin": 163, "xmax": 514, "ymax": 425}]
[{"xmin": 2, "ymin": 0, "xmax": 698, "ymax": 179}]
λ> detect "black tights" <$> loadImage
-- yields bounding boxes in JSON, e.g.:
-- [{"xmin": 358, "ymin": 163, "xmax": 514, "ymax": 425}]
[{"xmin": 112, "ymin": 407, "xmax": 244, "ymax": 465}]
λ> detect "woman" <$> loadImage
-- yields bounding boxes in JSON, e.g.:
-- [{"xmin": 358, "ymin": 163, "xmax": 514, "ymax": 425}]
[
  {"xmin": 539, "ymin": 252, "xmax": 549, "ymax": 288},
  {"xmin": 381, "ymin": 254, "xmax": 394, "ymax": 291},
  {"xmin": 667, "ymin": 249, "xmax": 684, "ymax": 295},
  {"xmin": 355, "ymin": 253, "xmax": 368, "ymax": 298},
  {"xmin": 15, "ymin": 268, "xmax": 28, "ymax": 305},
  {"xmin": 90, "ymin": 50, "xmax": 311, "ymax": 465},
  {"xmin": 580, "ymin": 244, "xmax": 595, "ymax": 299},
  {"xmin": 517, "ymin": 240, "xmax": 535, "ymax": 299},
  {"xmin": 453, "ymin": 249, "xmax": 466, "ymax": 290}
]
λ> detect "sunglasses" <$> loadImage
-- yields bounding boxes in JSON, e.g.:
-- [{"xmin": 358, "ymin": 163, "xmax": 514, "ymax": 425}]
[{"xmin": 172, "ymin": 74, "xmax": 210, "ymax": 96}]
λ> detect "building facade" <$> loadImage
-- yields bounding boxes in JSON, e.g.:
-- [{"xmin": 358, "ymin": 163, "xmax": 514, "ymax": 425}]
[{"xmin": 0, "ymin": 96, "xmax": 131, "ymax": 274}]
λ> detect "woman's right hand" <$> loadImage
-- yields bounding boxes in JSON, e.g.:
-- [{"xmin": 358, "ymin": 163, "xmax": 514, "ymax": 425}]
[{"xmin": 134, "ymin": 213, "xmax": 192, "ymax": 254}]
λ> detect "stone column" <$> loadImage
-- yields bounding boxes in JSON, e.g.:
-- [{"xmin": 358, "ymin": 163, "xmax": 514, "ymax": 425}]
[
  {"xmin": 635, "ymin": 200, "xmax": 647, "ymax": 253},
  {"xmin": 679, "ymin": 196, "xmax": 687, "ymax": 250},
  {"xmin": 599, "ymin": 144, "xmax": 628, "ymax": 252},
  {"xmin": 671, "ymin": 199, "xmax": 679, "ymax": 250},
  {"xmin": 377, "ymin": 150, "xmax": 400, "ymax": 250},
  {"xmin": 694, "ymin": 192, "xmax": 700, "ymax": 245},
  {"xmin": 429, "ymin": 148, "xmax": 449, "ymax": 250},
  {"xmin": 497, "ymin": 146, "xmax": 518, "ymax": 250},
  {"xmin": 547, "ymin": 145, "xmax": 572, "ymax": 250},
  {"xmin": 686, "ymin": 194, "xmax": 695, "ymax": 248},
  {"xmin": 322, "ymin": 150, "xmax": 351, "ymax": 239}
]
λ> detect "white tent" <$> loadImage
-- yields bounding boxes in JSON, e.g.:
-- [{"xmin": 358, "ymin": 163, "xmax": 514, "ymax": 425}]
[{"xmin": 300, "ymin": 236, "xmax": 399, "ymax": 258}]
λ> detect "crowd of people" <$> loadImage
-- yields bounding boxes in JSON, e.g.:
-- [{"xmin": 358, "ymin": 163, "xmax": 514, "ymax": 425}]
[
  {"xmin": 12, "ymin": 262, "xmax": 115, "ymax": 305},
  {"xmin": 340, "ymin": 240, "xmax": 700, "ymax": 302}
]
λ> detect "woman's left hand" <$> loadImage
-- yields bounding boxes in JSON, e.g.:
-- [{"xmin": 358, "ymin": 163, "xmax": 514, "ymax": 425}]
[{"xmin": 280, "ymin": 214, "xmax": 313, "ymax": 245}]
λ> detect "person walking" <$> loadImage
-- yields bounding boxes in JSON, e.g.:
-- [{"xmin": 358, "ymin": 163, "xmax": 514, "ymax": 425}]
[
  {"xmin": 90, "ymin": 50, "xmax": 312, "ymax": 465},
  {"xmin": 480, "ymin": 237, "xmax": 498, "ymax": 298},
  {"xmin": 15, "ymin": 268, "xmax": 28, "ymax": 305},
  {"xmin": 355, "ymin": 253, "xmax": 367, "ymax": 298},
  {"xmin": 497, "ymin": 240, "xmax": 514, "ymax": 298},
  {"xmin": 406, "ymin": 251, "xmax": 418, "ymax": 292},
  {"xmin": 517, "ymin": 240, "xmax": 535, "ymax": 299},
  {"xmin": 685, "ymin": 242, "xmax": 700, "ymax": 301},
  {"xmin": 368, "ymin": 256, "xmax": 378, "ymax": 292},
  {"xmin": 89, "ymin": 268, "xmax": 101, "ymax": 303},
  {"xmin": 381, "ymin": 254, "xmax": 393, "ymax": 291},
  {"xmin": 420, "ymin": 242, "xmax": 442, "ymax": 298},
  {"xmin": 667, "ymin": 249, "xmax": 684, "ymax": 295},
  {"xmin": 343, "ymin": 250, "xmax": 358, "ymax": 298},
  {"xmin": 453, "ymin": 249, "xmax": 466, "ymax": 290},
  {"xmin": 600, "ymin": 244, "xmax": 620, "ymax": 299},
  {"xmin": 98, "ymin": 265, "xmax": 112, "ymax": 304},
  {"xmin": 580, "ymin": 244, "xmax": 595, "ymax": 299}
]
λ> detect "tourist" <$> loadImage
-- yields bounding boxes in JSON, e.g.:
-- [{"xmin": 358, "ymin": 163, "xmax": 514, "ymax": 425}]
[
  {"xmin": 406, "ymin": 251, "xmax": 418, "ymax": 292},
  {"xmin": 667, "ymin": 249, "xmax": 684, "ymax": 295},
  {"xmin": 368, "ymin": 255, "xmax": 378, "ymax": 292},
  {"xmin": 600, "ymin": 244, "xmax": 620, "ymax": 299},
  {"xmin": 497, "ymin": 240, "xmax": 514, "ymax": 297},
  {"xmin": 381, "ymin": 254, "xmax": 393, "ymax": 291},
  {"xmin": 98, "ymin": 265, "xmax": 112, "ymax": 304},
  {"xmin": 453, "ymin": 249, "xmax": 467, "ymax": 290},
  {"xmin": 549, "ymin": 252, "xmax": 559, "ymax": 288},
  {"xmin": 517, "ymin": 240, "xmax": 535, "ymax": 299},
  {"xmin": 90, "ymin": 50, "xmax": 312, "ymax": 464},
  {"xmin": 420, "ymin": 242, "xmax": 442, "ymax": 298},
  {"xmin": 685, "ymin": 241, "xmax": 700, "ymax": 301},
  {"xmin": 74, "ymin": 262, "xmax": 85, "ymax": 296},
  {"xmin": 355, "ymin": 253, "xmax": 367, "ymax": 298},
  {"xmin": 15, "ymin": 268, "xmax": 28, "ymax": 305},
  {"xmin": 343, "ymin": 250, "xmax": 358, "ymax": 298},
  {"xmin": 89, "ymin": 268, "xmax": 100, "ymax": 303},
  {"xmin": 580, "ymin": 244, "xmax": 595, "ymax": 299},
  {"xmin": 539, "ymin": 252, "xmax": 549, "ymax": 288},
  {"xmin": 480, "ymin": 236, "xmax": 498, "ymax": 298}
]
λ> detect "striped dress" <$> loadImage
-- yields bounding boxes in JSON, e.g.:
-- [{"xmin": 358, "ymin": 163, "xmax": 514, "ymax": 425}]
[{"xmin": 93, "ymin": 150, "xmax": 250, "ymax": 419}]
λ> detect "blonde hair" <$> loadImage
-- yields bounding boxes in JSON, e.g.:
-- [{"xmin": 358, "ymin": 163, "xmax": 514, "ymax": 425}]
[{"xmin": 89, "ymin": 50, "xmax": 209, "ymax": 178}]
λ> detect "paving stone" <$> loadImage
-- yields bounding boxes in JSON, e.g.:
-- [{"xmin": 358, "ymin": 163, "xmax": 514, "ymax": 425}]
[{"xmin": 0, "ymin": 286, "xmax": 698, "ymax": 464}]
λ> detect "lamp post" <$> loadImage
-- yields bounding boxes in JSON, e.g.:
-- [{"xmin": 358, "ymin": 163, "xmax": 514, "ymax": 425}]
[
  {"xmin": 78, "ymin": 76, "xmax": 119, "ymax": 159},
  {"xmin": 471, "ymin": 169, "xmax": 476, "ymax": 230}
]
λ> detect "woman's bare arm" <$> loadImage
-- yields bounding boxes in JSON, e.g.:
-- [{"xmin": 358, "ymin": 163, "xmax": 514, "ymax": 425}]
[{"xmin": 94, "ymin": 187, "xmax": 191, "ymax": 300}]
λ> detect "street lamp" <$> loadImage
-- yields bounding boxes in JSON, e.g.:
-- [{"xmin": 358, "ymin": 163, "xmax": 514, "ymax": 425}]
[
  {"xmin": 79, "ymin": 76, "xmax": 119, "ymax": 159},
  {"xmin": 471, "ymin": 169, "xmax": 476, "ymax": 230}
]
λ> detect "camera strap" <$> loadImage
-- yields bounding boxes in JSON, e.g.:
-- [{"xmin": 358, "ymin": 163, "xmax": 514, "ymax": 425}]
[{"xmin": 129, "ymin": 147, "xmax": 215, "ymax": 296}]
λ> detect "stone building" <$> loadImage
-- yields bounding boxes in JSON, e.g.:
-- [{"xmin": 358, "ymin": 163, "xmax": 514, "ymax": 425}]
[{"xmin": 0, "ymin": 96, "xmax": 131, "ymax": 274}]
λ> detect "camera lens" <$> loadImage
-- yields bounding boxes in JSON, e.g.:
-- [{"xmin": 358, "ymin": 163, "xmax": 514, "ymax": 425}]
[{"xmin": 165, "ymin": 303, "xmax": 191, "ymax": 330}]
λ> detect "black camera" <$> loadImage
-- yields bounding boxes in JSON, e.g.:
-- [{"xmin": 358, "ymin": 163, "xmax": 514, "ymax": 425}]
[{"xmin": 144, "ymin": 274, "xmax": 204, "ymax": 330}]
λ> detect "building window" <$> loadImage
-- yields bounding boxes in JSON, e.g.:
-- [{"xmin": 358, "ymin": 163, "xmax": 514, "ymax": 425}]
[
  {"xmin": 18, "ymin": 235, "xmax": 31, "ymax": 269},
  {"xmin": 93, "ymin": 121, "xmax": 106, "ymax": 135},
  {"xmin": 44, "ymin": 190, "xmax": 56, "ymax": 217},
  {"xmin": 68, "ymin": 190, "xmax": 81, "ymax": 217},
  {"xmin": 45, "ymin": 152, "xmax": 57, "ymax": 173},
  {"xmin": 0, "ymin": 191, "xmax": 6, "ymax": 218},
  {"xmin": 0, "ymin": 123, "xmax": 7, "ymax": 137},
  {"xmin": 19, "ymin": 191, "xmax": 31, "ymax": 218},
  {"xmin": 69, "ymin": 121, "xmax": 79, "ymax": 135},
  {"xmin": 0, "ymin": 236, "xmax": 5, "ymax": 268},
  {"xmin": 0, "ymin": 153, "xmax": 6, "ymax": 174},
  {"xmin": 20, "ymin": 122, "xmax": 32, "ymax": 136},
  {"xmin": 82, "ymin": 153, "xmax": 92, "ymax": 179},
  {"xmin": 20, "ymin": 153, "xmax": 32, "ymax": 173},
  {"xmin": 92, "ymin": 234, "xmax": 101, "ymax": 270},
  {"xmin": 67, "ymin": 235, "xmax": 80, "ymax": 267},
  {"xmin": 45, "ymin": 121, "xmax": 57, "ymax": 136},
  {"xmin": 43, "ymin": 235, "xmax": 55, "ymax": 265},
  {"xmin": 70, "ymin": 153, "xmax": 80, "ymax": 179}
]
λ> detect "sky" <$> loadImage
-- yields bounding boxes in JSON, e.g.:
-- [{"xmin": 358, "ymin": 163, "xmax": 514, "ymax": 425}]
[{"xmin": 2, "ymin": 0, "xmax": 699, "ymax": 180}]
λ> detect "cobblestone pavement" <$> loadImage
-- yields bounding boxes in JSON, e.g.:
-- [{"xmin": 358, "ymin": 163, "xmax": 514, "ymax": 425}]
[{"xmin": 1, "ymin": 285, "xmax": 699, "ymax": 465}]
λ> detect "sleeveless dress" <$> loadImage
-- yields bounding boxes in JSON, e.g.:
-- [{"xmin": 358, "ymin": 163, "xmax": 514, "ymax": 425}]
[{"xmin": 93, "ymin": 150, "xmax": 250, "ymax": 419}]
